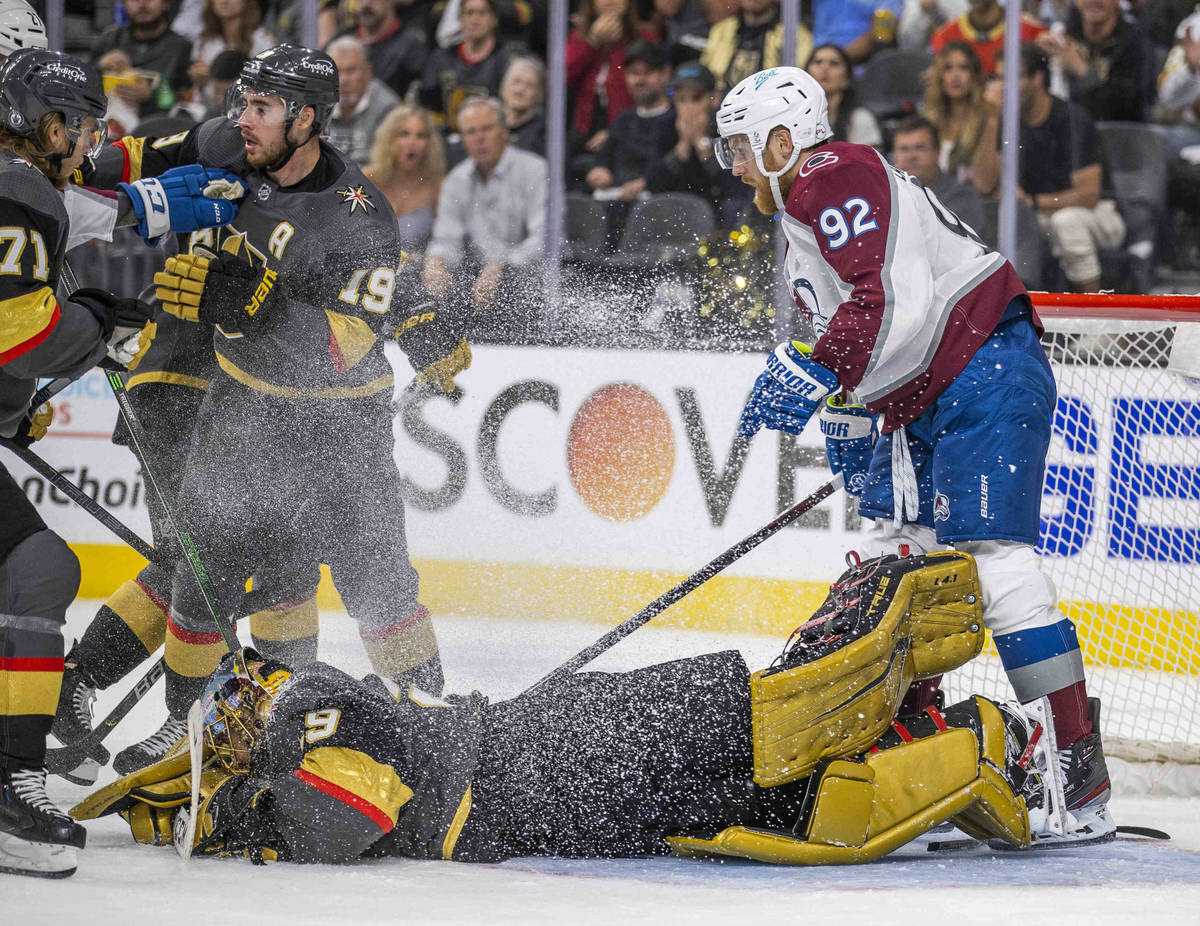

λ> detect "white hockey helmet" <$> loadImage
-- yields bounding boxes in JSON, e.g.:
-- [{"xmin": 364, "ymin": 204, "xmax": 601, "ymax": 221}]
[
  {"xmin": 714, "ymin": 67, "xmax": 831, "ymax": 210},
  {"xmin": 0, "ymin": 0, "xmax": 46, "ymax": 59}
]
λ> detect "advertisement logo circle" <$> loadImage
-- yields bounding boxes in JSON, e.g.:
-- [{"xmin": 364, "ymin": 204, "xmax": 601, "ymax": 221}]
[{"xmin": 567, "ymin": 383, "xmax": 674, "ymax": 521}]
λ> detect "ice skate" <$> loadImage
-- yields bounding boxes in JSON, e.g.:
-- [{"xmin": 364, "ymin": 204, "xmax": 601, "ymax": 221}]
[
  {"xmin": 113, "ymin": 714, "xmax": 189, "ymax": 776},
  {"xmin": 48, "ymin": 646, "xmax": 108, "ymax": 785},
  {"xmin": 0, "ymin": 766, "xmax": 86, "ymax": 878}
]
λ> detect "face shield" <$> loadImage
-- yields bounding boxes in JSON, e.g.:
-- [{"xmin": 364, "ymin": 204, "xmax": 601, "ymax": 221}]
[
  {"xmin": 225, "ymin": 81, "xmax": 288, "ymax": 128},
  {"xmin": 65, "ymin": 113, "xmax": 105, "ymax": 159},
  {"xmin": 713, "ymin": 132, "xmax": 757, "ymax": 171}
]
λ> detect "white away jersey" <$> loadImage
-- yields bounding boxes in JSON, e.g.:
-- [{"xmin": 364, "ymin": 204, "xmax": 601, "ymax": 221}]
[{"xmin": 781, "ymin": 141, "xmax": 1030, "ymax": 432}]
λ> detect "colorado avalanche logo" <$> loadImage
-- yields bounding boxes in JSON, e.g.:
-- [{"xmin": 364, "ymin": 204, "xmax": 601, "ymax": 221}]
[
  {"xmin": 933, "ymin": 492, "xmax": 950, "ymax": 522},
  {"xmin": 847, "ymin": 472, "xmax": 867, "ymax": 494},
  {"xmin": 799, "ymin": 152, "xmax": 838, "ymax": 177}
]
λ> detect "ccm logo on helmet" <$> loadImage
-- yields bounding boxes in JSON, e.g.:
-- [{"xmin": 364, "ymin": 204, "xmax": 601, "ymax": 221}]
[{"xmin": 799, "ymin": 152, "xmax": 838, "ymax": 177}]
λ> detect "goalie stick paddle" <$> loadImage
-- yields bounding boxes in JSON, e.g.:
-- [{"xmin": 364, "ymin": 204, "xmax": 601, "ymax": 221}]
[
  {"xmin": 0, "ymin": 439, "xmax": 167, "ymax": 568},
  {"xmin": 524, "ymin": 473, "xmax": 845, "ymax": 697},
  {"xmin": 45, "ymin": 658, "xmax": 166, "ymax": 783}
]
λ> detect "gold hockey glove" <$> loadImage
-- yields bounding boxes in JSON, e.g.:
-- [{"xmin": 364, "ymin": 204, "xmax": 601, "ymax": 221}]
[
  {"xmin": 396, "ymin": 299, "xmax": 471, "ymax": 394},
  {"xmin": 11, "ymin": 402, "xmax": 53, "ymax": 447},
  {"xmin": 155, "ymin": 236, "xmax": 281, "ymax": 333}
]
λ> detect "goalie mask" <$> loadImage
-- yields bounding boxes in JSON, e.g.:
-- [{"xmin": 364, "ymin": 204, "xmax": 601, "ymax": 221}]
[{"xmin": 199, "ymin": 648, "xmax": 292, "ymax": 772}]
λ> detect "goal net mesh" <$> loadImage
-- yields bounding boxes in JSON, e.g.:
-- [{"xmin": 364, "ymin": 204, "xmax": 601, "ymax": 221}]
[{"xmin": 941, "ymin": 294, "xmax": 1200, "ymax": 764}]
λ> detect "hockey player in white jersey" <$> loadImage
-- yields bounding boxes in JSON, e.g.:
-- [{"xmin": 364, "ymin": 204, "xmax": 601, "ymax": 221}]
[{"xmin": 714, "ymin": 66, "xmax": 1113, "ymax": 846}]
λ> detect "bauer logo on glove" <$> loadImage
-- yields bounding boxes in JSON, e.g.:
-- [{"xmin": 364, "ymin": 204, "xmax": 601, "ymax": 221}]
[{"xmin": 155, "ymin": 235, "xmax": 281, "ymax": 336}]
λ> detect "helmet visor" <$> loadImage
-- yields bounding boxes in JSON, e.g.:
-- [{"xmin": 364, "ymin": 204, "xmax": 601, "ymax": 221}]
[
  {"xmin": 225, "ymin": 81, "xmax": 287, "ymax": 127},
  {"xmin": 713, "ymin": 132, "xmax": 756, "ymax": 171},
  {"xmin": 65, "ymin": 114, "xmax": 105, "ymax": 159}
]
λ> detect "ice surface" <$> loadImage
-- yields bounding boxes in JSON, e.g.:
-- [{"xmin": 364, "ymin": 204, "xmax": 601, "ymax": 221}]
[{"xmin": 8, "ymin": 604, "xmax": 1200, "ymax": 925}]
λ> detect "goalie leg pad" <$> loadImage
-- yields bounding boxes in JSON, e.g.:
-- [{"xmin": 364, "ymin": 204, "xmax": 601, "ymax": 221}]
[
  {"xmin": 670, "ymin": 696, "xmax": 1029, "ymax": 865},
  {"xmin": 750, "ymin": 551, "xmax": 983, "ymax": 786}
]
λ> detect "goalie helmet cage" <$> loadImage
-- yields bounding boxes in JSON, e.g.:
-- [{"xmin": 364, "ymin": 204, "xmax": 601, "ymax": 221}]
[{"xmin": 941, "ymin": 291, "xmax": 1200, "ymax": 786}]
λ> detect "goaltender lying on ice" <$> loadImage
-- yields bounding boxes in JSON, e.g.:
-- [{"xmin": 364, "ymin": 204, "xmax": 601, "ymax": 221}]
[{"xmin": 72, "ymin": 552, "xmax": 1083, "ymax": 865}]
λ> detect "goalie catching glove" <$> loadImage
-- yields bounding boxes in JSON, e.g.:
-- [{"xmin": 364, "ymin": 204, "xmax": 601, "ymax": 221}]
[
  {"xmin": 70, "ymin": 287, "xmax": 157, "ymax": 371},
  {"xmin": 395, "ymin": 298, "xmax": 471, "ymax": 394},
  {"xmin": 155, "ymin": 236, "xmax": 282, "ymax": 335}
]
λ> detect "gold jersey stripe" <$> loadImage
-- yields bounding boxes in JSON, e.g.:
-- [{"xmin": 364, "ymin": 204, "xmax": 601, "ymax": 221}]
[
  {"xmin": 324, "ymin": 309, "xmax": 377, "ymax": 374},
  {"xmin": 164, "ymin": 627, "xmax": 229, "ymax": 678},
  {"xmin": 299, "ymin": 746, "xmax": 413, "ymax": 828},
  {"xmin": 126, "ymin": 370, "xmax": 211, "ymax": 391},
  {"xmin": 105, "ymin": 579, "xmax": 169, "ymax": 652},
  {"xmin": 0, "ymin": 669, "xmax": 62, "ymax": 716},
  {"xmin": 247, "ymin": 598, "xmax": 319, "ymax": 643},
  {"xmin": 118, "ymin": 135, "xmax": 146, "ymax": 182},
  {"xmin": 0, "ymin": 286, "xmax": 56, "ymax": 358},
  {"xmin": 215, "ymin": 352, "xmax": 394, "ymax": 399},
  {"xmin": 442, "ymin": 785, "xmax": 473, "ymax": 860}
]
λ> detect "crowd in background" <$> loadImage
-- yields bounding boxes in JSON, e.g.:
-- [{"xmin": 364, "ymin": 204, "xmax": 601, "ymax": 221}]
[{"xmin": 40, "ymin": 0, "xmax": 1200, "ymax": 345}]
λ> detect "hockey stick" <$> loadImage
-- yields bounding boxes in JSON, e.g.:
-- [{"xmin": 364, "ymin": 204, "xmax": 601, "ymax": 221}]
[
  {"xmin": 45, "ymin": 657, "xmax": 165, "ymax": 782},
  {"xmin": 105, "ymin": 368, "xmax": 239, "ymax": 652},
  {"xmin": 524, "ymin": 473, "xmax": 845, "ymax": 697},
  {"xmin": 0, "ymin": 439, "xmax": 167, "ymax": 568}
]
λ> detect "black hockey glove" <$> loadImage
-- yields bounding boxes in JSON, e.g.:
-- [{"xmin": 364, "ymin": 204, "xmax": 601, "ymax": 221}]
[
  {"xmin": 395, "ymin": 298, "xmax": 471, "ymax": 394},
  {"xmin": 154, "ymin": 237, "xmax": 283, "ymax": 334},
  {"xmin": 69, "ymin": 287, "xmax": 157, "ymax": 371}
]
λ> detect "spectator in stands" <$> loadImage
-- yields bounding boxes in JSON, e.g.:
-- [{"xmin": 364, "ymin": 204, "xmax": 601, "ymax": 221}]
[
  {"xmin": 93, "ymin": 0, "xmax": 194, "ymax": 122},
  {"xmin": 188, "ymin": 0, "xmax": 275, "ymax": 103},
  {"xmin": 806, "ymin": 43, "xmax": 883, "ymax": 148},
  {"xmin": 973, "ymin": 44, "xmax": 1124, "ymax": 292},
  {"xmin": 1130, "ymin": 0, "xmax": 1195, "ymax": 51},
  {"xmin": 567, "ymin": 0, "xmax": 657, "ymax": 156},
  {"xmin": 199, "ymin": 48, "xmax": 248, "ymax": 119},
  {"xmin": 420, "ymin": 0, "xmax": 522, "ymax": 132},
  {"xmin": 501, "ymin": 55, "xmax": 546, "ymax": 155},
  {"xmin": 423, "ymin": 97, "xmax": 547, "ymax": 324},
  {"xmin": 811, "ymin": 0, "xmax": 903, "ymax": 64},
  {"xmin": 1037, "ymin": 0, "xmax": 1156, "ymax": 122},
  {"xmin": 646, "ymin": 60, "xmax": 751, "ymax": 225},
  {"xmin": 1154, "ymin": 8, "xmax": 1200, "ymax": 266},
  {"xmin": 325, "ymin": 36, "xmax": 402, "ymax": 166},
  {"xmin": 891, "ymin": 115, "xmax": 987, "ymax": 236},
  {"xmin": 654, "ymin": 0, "xmax": 726, "ymax": 64},
  {"xmin": 898, "ymin": 0, "xmax": 968, "ymax": 51},
  {"xmin": 366, "ymin": 104, "xmax": 447, "ymax": 254},
  {"xmin": 923, "ymin": 41, "xmax": 988, "ymax": 181},
  {"xmin": 586, "ymin": 40, "xmax": 677, "ymax": 202},
  {"xmin": 334, "ymin": 0, "xmax": 429, "ymax": 101},
  {"xmin": 700, "ymin": 0, "xmax": 813, "ymax": 93},
  {"xmin": 931, "ymin": 0, "xmax": 1047, "ymax": 73}
]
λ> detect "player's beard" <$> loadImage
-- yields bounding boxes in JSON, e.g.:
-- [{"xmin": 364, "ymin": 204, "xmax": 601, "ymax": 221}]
[
  {"xmin": 244, "ymin": 132, "xmax": 289, "ymax": 170},
  {"xmin": 744, "ymin": 174, "xmax": 777, "ymax": 215}
]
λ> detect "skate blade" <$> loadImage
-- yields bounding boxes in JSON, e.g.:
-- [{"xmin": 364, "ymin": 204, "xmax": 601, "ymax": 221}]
[{"xmin": 0, "ymin": 832, "xmax": 78, "ymax": 878}]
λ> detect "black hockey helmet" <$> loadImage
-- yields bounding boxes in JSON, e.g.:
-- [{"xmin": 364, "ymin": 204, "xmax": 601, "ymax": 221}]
[
  {"xmin": 227, "ymin": 43, "xmax": 339, "ymax": 133},
  {"xmin": 0, "ymin": 47, "xmax": 106, "ymax": 155}
]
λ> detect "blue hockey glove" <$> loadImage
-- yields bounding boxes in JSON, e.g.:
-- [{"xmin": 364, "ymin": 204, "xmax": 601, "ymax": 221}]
[
  {"xmin": 818, "ymin": 393, "xmax": 878, "ymax": 496},
  {"xmin": 737, "ymin": 341, "xmax": 840, "ymax": 440},
  {"xmin": 120, "ymin": 165, "xmax": 245, "ymax": 241}
]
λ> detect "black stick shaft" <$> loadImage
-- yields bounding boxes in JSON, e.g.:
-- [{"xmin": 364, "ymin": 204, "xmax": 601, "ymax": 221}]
[
  {"xmin": 525, "ymin": 474, "xmax": 843, "ymax": 696},
  {"xmin": 1, "ymin": 438, "xmax": 167, "ymax": 567}
]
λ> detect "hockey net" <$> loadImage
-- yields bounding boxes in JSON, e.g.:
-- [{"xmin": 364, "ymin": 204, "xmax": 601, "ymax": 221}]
[{"xmin": 941, "ymin": 292, "xmax": 1200, "ymax": 783}]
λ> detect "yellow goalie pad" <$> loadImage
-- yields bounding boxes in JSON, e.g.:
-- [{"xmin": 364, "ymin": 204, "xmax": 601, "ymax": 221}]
[
  {"xmin": 669, "ymin": 698, "xmax": 1029, "ymax": 865},
  {"xmin": 751, "ymin": 551, "xmax": 983, "ymax": 787}
]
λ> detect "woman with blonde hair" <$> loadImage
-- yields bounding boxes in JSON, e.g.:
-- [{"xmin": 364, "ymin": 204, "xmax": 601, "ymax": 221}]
[
  {"xmin": 923, "ymin": 41, "xmax": 988, "ymax": 181},
  {"xmin": 365, "ymin": 105, "xmax": 447, "ymax": 255}
]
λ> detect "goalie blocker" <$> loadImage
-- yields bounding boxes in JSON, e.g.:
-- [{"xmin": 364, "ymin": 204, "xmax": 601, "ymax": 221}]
[{"xmin": 73, "ymin": 552, "xmax": 1055, "ymax": 865}]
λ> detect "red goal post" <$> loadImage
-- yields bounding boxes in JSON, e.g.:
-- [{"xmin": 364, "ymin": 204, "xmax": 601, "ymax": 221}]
[{"xmin": 1031, "ymin": 290, "xmax": 1200, "ymax": 322}]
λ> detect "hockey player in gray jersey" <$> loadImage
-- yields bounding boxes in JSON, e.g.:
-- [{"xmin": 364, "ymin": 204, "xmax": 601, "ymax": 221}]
[
  {"xmin": 0, "ymin": 46, "xmax": 232, "ymax": 879},
  {"xmin": 74, "ymin": 45, "xmax": 470, "ymax": 775}
]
